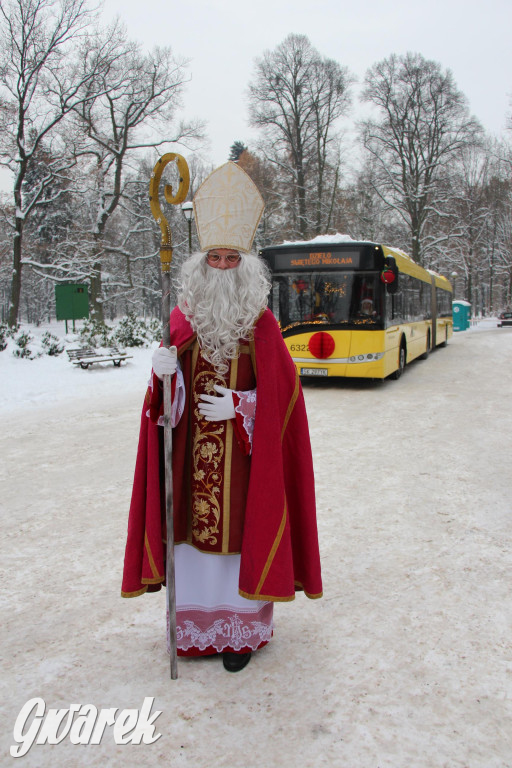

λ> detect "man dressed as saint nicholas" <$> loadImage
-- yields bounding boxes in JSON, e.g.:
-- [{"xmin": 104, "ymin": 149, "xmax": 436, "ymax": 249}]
[{"xmin": 122, "ymin": 162, "xmax": 322, "ymax": 673}]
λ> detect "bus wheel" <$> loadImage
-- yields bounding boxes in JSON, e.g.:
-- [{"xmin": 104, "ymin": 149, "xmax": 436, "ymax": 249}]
[
  {"xmin": 391, "ymin": 341, "xmax": 406, "ymax": 380},
  {"xmin": 420, "ymin": 330, "xmax": 431, "ymax": 360}
]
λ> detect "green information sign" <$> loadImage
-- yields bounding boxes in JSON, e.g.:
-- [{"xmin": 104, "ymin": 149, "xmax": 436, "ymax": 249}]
[{"xmin": 55, "ymin": 284, "xmax": 89, "ymax": 331}]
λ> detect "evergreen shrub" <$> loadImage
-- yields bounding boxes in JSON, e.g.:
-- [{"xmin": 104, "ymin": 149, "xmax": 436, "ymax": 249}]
[
  {"xmin": 0, "ymin": 322, "xmax": 10, "ymax": 352},
  {"xmin": 12, "ymin": 330, "xmax": 40, "ymax": 359},
  {"xmin": 41, "ymin": 331, "xmax": 64, "ymax": 356},
  {"xmin": 112, "ymin": 313, "xmax": 162, "ymax": 347},
  {"xmin": 78, "ymin": 319, "xmax": 114, "ymax": 348}
]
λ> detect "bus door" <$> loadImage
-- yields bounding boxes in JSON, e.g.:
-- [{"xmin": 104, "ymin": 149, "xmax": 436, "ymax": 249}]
[{"xmin": 431, "ymin": 275, "xmax": 437, "ymax": 347}]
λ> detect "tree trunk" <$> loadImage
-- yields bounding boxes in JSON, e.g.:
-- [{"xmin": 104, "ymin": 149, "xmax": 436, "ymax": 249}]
[
  {"xmin": 89, "ymin": 258, "xmax": 104, "ymax": 323},
  {"xmin": 326, "ymin": 165, "xmax": 339, "ymax": 233},
  {"xmin": 411, "ymin": 234, "xmax": 421, "ymax": 265},
  {"xmin": 8, "ymin": 228, "xmax": 23, "ymax": 328},
  {"xmin": 8, "ymin": 172, "xmax": 25, "ymax": 327},
  {"xmin": 297, "ymin": 167, "xmax": 308, "ymax": 239},
  {"xmin": 489, "ymin": 246, "xmax": 494, "ymax": 315},
  {"xmin": 467, "ymin": 261, "xmax": 473, "ymax": 306}
]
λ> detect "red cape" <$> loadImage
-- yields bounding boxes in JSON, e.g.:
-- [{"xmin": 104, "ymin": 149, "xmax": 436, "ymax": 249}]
[{"xmin": 121, "ymin": 307, "xmax": 322, "ymax": 602}]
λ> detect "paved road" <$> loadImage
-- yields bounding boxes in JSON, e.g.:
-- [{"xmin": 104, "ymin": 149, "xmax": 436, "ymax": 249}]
[{"xmin": 1, "ymin": 323, "xmax": 511, "ymax": 767}]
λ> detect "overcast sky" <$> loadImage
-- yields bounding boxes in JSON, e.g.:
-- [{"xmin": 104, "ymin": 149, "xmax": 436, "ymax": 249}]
[
  {"xmin": 100, "ymin": 0, "xmax": 512, "ymax": 165},
  {"xmin": 1, "ymin": 0, "xmax": 511, "ymax": 192}
]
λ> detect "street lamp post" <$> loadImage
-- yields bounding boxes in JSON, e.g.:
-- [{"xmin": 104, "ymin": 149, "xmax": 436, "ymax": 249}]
[
  {"xmin": 181, "ymin": 201, "xmax": 194, "ymax": 254},
  {"xmin": 451, "ymin": 271, "xmax": 458, "ymax": 300}
]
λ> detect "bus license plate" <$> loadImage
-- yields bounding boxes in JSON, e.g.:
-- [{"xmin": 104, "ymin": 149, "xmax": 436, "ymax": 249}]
[{"xmin": 300, "ymin": 367, "xmax": 328, "ymax": 377}]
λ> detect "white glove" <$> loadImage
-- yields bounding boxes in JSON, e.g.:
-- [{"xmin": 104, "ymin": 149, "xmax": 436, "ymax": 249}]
[
  {"xmin": 198, "ymin": 384, "xmax": 236, "ymax": 421},
  {"xmin": 152, "ymin": 346, "xmax": 177, "ymax": 380}
]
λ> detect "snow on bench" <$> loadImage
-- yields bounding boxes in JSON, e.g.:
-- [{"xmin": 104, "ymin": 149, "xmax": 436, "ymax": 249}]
[{"xmin": 67, "ymin": 347, "xmax": 133, "ymax": 369}]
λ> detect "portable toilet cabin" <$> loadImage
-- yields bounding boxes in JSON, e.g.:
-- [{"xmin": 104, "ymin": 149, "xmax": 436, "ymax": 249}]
[{"xmin": 452, "ymin": 300, "xmax": 471, "ymax": 331}]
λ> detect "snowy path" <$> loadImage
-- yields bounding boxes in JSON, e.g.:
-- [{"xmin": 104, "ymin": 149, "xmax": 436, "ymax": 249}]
[{"xmin": 1, "ymin": 322, "xmax": 511, "ymax": 767}]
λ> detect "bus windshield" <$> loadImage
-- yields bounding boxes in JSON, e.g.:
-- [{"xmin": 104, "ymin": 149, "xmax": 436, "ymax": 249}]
[{"xmin": 271, "ymin": 272, "xmax": 383, "ymax": 331}]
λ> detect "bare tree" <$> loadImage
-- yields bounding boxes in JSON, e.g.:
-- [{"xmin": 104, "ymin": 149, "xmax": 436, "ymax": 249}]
[
  {"xmin": 483, "ymin": 145, "xmax": 512, "ymax": 310},
  {"xmin": 248, "ymin": 34, "xmax": 353, "ymax": 240},
  {"xmin": 236, "ymin": 148, "xmax": 280, "ymax": 247},
  {"xmin": 343, "ymin": 157, "xmax": 393, "ymax": 242},
  {"xmin": 361, "ymin": 52, "xmax": 482, "ymax": 266},
  {"xmin": 95, "ymin": 152, "xmax": 209, "ymax": 318},
  {"xmin": 438, "ymin": 145, "xmax": 492, "ymax": 304},
  {"xmin": 422, "ymin": 138, "xmax": 512, "ymax": 313},
  {"xmin": 0, "ymin": 0, "xmax": 109, "ymax": 327},
  {"xmin": 68, "ymin": 24, "xmax": 204, "ymax": 320},
  {"xmin": 307, "ymin": 57, "xmax": 352, "ymax": 234}
]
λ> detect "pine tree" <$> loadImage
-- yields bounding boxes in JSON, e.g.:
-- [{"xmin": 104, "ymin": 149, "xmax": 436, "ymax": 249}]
[{"xmin": 229, "ymin": 141, "xmax": 248, "ymax": 162}]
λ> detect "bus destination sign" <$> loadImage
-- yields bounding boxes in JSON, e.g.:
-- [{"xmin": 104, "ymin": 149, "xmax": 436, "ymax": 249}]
[{"xmin": 273, "ymin": 249, "xmax": 362, "ymax": 270}]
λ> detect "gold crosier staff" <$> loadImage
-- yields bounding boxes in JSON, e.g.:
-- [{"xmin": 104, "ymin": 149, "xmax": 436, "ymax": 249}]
[{"xmin": 149, "ymin": 154, "xmax": 190, "ymax": 679}]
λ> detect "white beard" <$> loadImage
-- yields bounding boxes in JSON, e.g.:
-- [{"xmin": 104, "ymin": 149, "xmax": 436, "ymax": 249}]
[{"xmin": 177, "ymin": 252, "xmax": 271, "ymax": 376}]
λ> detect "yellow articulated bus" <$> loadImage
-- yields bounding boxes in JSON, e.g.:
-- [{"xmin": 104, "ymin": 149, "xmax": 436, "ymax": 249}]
[{"xmin": 259, "ymin": 239, "xmax": 453, "ymax": 380}]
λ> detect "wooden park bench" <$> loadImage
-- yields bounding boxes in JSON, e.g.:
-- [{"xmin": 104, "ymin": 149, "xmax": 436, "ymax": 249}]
[{"xmin": 67, "ymin": 346, "xmax": 133, "ymax": 369}]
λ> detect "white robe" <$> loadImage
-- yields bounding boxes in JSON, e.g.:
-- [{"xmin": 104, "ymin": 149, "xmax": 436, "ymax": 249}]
[
  {"xmin": 168, "ymin": 544, "xmax": 273, "ymax": 655},
  {"xmin": 166, "ymin": 369, "xmax": 273, "ymax": 656}
]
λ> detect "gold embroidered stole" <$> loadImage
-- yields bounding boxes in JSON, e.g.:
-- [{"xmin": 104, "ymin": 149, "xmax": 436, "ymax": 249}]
[{"xmin": 185, "ymin": 342, "xmax": 254, "ymax": 554}]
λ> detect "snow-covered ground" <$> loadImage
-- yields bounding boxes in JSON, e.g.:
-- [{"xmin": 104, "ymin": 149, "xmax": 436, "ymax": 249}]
[{"xmin": 1, "ymin": 319, "xmax": 511, "ymax": 767}]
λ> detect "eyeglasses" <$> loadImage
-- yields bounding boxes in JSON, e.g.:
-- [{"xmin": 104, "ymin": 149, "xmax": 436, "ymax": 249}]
[{"xmin": 206, "ymin": 252, "xmax": 241, "ymax": 265}]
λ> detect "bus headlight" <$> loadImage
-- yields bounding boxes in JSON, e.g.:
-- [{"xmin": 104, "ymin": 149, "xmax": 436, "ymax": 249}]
[{"xmin": 349, "ymin": 352, "xmax": 384, "ymax": 363}]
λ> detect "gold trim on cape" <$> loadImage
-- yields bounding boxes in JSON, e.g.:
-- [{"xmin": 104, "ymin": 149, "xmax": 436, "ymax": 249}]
[
  {"xmin": 253, "ymin": 368, "xmax": 300, "ymax": 596},
  {"xmin": 144, "ymin": 532, "xmax": 162, "ymax": 580},
  {"xmin": 281, "ymin": 369, "xmax": 300, "ymax": 440},
  {"xmin": 255, "ymin": 502, "xmax": 288, "ymax": 595},
  {"xmin": 238, "ymin": 589, "xmax": 295, "ymax": 602},
  {"xmin": 121, "ymin": 587, "xmax": 149, "ymax": 598},
  {"xmin": 221, "ymin": 355, "xmax": 238, "ymax": 552}
]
